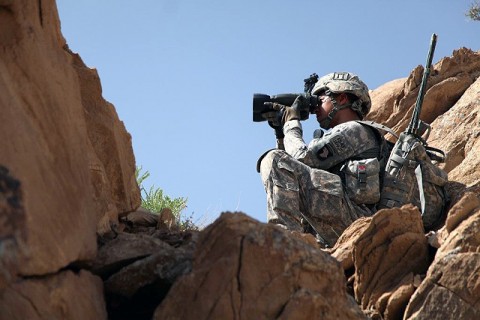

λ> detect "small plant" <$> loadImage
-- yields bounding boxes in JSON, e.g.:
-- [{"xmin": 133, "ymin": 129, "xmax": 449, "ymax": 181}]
[
  {"xmin": 467, "ymin": 1, "xmax": 480, "ymax": 21},
  {"xmin": 135, "ymin": 166, "xmax": 190, "ymax": 228}
]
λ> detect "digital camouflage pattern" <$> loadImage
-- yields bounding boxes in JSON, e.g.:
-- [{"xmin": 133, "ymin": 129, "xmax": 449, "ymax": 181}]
[
  {"xmin": 260, "ymin": 120, "xmax": 381, "ymax": 246},
  {"xmin": 260, "ymin": 149, "xmax": 360, "ymax": 246},
  {"xmin": 283, "ymin": 120, "xmax": 380, "ymax": 170},
  {"xmin": 342, "ymin": 157, "xmax": 381, "ymax": 205},
  {"xmin": 379, "ymin": 132, "xmax": 448, "ymax": 229},
  {"xmin": 312, "ymin": 72, "xmax": 372, "ymax": 118}
]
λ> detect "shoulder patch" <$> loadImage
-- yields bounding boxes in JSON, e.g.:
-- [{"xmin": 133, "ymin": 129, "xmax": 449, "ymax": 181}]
[
  {"xmin": 330, "ymin": 135, "xmax": 348, "ymax": 153},
  {"xmin": 317, "ymin": 147, "xmax": 330, "ymax": 159}
]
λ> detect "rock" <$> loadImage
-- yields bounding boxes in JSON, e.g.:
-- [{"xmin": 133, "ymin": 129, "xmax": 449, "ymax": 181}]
[
  {"xmin": 91, "ymin": 232, "xmax": 173, "ymax": 278},
  {"xmin": 121, "ymin": 208, "xmax": 159, "ymax": 228},
  {"xmin": 0, "ymin": 0, "xmax": 140, "ymax": 276},
  {"xmin": 0, "ymin": 270, "xmax": 107, "ymax": 320},
  {"xmin": 104, "ymin": 243, "xmax": 193, "ymax": 297},
  {"xmin": 368, "ymin": 49, "xmax": 480, "ymax": 143},
  {"xmin": 104, "ymin": 241, "xmax": 194, "ymax": 320},
  {"xmin": 0, "ymin": 166, "xmax": 27, "ymax": 290},
  {"xmin": 0, "ymin": 0, "xmax": 98, "ymax": 275},
  {"xmin": 154, "ymin": 212, "xmax": 366, "ymax": 320},
  {"xmin": 353, "ymin": 205, "xmax": 429, "ymax": 319},
  {"xmin": 158, "ymin": 208, "xmax": 178, "ymax": 230},
  {"xmin": 435, "ymin": 197, "xmax": 480, "ymax": 262},
  {"xmin": 404, "ymin": 252, "xmax": 480, "ymax": 320},
  {"xmin": 368, "ymin": 78, "xmax": 407, "ymax": 125},
  {"xmin": 445, "ymin": 192, "xmax": 480, "ymax": 233},
  {"xmin": 404, "ymin": 193, "xmax": 480, "ymax": 319},
  {"xmin": 428, "ymin": 76, "xmax": 480, "ymax": 185},
  {"xmin": 69, "ymin": 50, "xmax": 141, "ymax": 221},
  {"xmin": 330, "ymin": 217, "xmax": 372, "ymax": 271}
]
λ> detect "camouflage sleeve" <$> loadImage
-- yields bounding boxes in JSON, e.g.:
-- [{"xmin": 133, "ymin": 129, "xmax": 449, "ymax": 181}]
[
  {"xmin": 283, "ymin": 120, "xmax": 318, "ymax": 166},
  {"xmin": 283, "ymin": 120, "xmax": 376, "ymax": 170}
]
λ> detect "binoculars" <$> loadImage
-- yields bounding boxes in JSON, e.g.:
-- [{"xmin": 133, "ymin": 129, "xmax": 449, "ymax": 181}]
[{"xmin": 252, "ymin": 93, "xmax": 320, "ymax": 122}]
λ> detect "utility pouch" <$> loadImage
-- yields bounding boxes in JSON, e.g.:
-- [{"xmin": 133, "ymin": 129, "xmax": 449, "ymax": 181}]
[
  {"xmin": 341, "ymin": 158, "xmax": 381, "ymax": 205},
  {"xmin": 379, "ymin": 132, "xmax": 448, "ymax": 230}
]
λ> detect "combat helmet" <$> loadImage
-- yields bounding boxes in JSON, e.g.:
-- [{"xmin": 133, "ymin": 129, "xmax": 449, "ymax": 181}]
[{"xmin": 312, "ymin": 72, "xmax": 371, "ymax": 123}]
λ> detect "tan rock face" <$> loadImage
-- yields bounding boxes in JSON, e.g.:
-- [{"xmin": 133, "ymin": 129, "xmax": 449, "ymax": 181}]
[
  {"xmin": 0, "ymin": 270, "xmax": 107, "ymax": 320},
  {"xmin": 329, "ymin": 217, "xmax": 371, "ymax": 271},
  {"xmin": 70, "ymin": 51, "xmax": 140, "ymax": 222},
  {"xmin": 353, "ymin": 205, "xmax": 429, "ymax": 319},
  {"xmin": 368, "ymin": 48, "xmax": 480, "ymax": 147},
  {"xmin": 429, "ymin": 76, "xmax": 480, "ymax": 185},
  {"xmin": 0, "ymin": 0, "xmax": 97, "ymax": 276},
  {"xmin": 0, "ymin": 0, "xmax": 140, "ymax": 277},
  {"xmin": 0, "ymin": 166, "xmax": 26, "ymax": 291},
  {"xmin": 404, "ymin": 191, "xmax": 480, "ymax": 319},
  {"xmin": 154, "ymin": 212, "xmax": 366, "ymax": 320}
]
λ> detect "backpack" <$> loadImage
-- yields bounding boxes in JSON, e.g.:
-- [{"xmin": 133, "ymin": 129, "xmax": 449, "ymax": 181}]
[{"xmin": 357, "ymin": 120, "xmax": 449, "ymax": 230}]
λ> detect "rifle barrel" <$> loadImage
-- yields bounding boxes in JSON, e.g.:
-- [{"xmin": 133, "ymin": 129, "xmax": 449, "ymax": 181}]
[{"xmin": 407, "ymin": 34, "xmax": 438, "ymax": 134}]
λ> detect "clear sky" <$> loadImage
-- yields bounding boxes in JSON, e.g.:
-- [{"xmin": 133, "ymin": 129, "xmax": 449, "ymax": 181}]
[{"xmin": 56, "ymin": 0, "xmax": 479, "ymax": 226}]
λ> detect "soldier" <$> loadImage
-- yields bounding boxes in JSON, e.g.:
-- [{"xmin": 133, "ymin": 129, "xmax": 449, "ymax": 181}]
[{"xmin": 259, "ymin": 72, "xmax": 384, "ymax": 247}]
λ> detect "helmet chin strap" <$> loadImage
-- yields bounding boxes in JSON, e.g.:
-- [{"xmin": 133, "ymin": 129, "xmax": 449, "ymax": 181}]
[{"xmin": 319, "ymin": 97, "xmax": 352, "ymax": 129}]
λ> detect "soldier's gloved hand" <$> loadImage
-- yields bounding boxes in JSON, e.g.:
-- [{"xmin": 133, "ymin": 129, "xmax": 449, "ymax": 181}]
[
  {"xmin": 263, "ymin": 103, "xmax": 285, "ymax": 139},
  {"xmin": 274, "ymin": 95, "xmax": 305, "ymax": 125}
]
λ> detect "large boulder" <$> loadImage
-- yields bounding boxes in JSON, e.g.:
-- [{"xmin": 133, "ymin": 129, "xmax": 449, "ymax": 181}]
[
  {"xmin": 0, "ymin": 0, "xmax": 97, "ymax": 276},
  {"xmin": 0, "ymin": 166, "xmax": 26, "ymax": 291},
  {"xmin": 353, "ymin": 206, "xmax": 429, "ymax": 320},
  {"xmin": 404, "ymin": 193, "xmax": 480, "ymax": 319},
  {"xmin": 428, "ymin": 76, "xmax": 480, "ymax": 185},
  {"xmin": 368, "ymin": 48, "xmax": 480, "ymax": 139},
  {"xmin": 154, "ymin": 212, "xmax": 366, "ymax": 320},
  {"xmin": 0, "ymin": 0, "xmax": 140, "ymax": 278},
  {"xmin": 0, "ymin": 270, "xmax": 107, "ymax": 320}
]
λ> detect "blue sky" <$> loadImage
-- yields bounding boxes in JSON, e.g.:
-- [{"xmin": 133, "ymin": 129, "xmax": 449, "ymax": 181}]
[{"xmin": 56, "ymin": 1, "xmax": 479, "ymax": 226}]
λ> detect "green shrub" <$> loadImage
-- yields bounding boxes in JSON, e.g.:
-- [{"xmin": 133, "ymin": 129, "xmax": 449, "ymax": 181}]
[
  {"xmin": 135, "ymin": 166, "xmax": 192, "ymax": 228},
  {"xmin": 467, "ymin": 1, "xmax": 480, "ymax": 21}
]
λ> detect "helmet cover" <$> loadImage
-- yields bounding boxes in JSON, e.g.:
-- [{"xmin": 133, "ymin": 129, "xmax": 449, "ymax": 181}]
[{"xmin": 312, "ymin": 72, "xmax": 371, "ymax": 117}]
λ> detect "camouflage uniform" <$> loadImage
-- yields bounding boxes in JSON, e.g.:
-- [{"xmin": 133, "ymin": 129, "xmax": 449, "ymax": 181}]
[
  {"xmin": 259, "ymin": 72, "xmax": 380, "ymax": 247},
  {"xmin": 260, "ymin": 120, "xmax": 380, "ymax": 246}
]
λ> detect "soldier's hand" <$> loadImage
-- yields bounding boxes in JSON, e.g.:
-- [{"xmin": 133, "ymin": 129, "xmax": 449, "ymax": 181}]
[
  {"xmin": 275, "ymin": 96, "xmax": 304, "ymax": 125},
  {"xmin": 261, "ymin": 104, "xmax": 284, "ymax": 139},
  {"xmin": 291, "ymin": 95, "xmax": 306, "ymax": 113},
  {"xmin": 281, "ymin": 106, "xmax": 300, "ymax": 124}
]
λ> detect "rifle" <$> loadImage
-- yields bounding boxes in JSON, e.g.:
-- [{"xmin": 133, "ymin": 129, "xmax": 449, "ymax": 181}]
[
  {"xmin": 407, "ymin": 34, "xmax": 437, "ymax": 136},
  {"xmin": 380, "ymin": 33, "xmax": 449, "ymax": 223}
]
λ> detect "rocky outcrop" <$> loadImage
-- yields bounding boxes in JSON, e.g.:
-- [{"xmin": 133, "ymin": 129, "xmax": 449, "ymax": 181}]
[
  {"xmin": 353, "ymin": 206, "xmax": 429, "ymax": 319},
  {"xmin": 368, "ymin": 48, "xmax": 480, "ymax": 135},
  {"xmin": 0, "ymin": 166, "xmax": 26, "ymax": 291},
  {"xmin": 369, "ymin": 48, "xmax": 480, "ymax": 190},
  {"xmin": 70, "ymin": 51, "xmax": 140, "ymax": 236},
  {"xmin": 154, "ymin": 212, "xmax": 366, "ymax": 320},
  {"xmin": 0, "ymin": 270, "xmax": 107, "ymax": 320},
  {"xmin": 0, "ymin": 0, "xmax": 140, "ymax": 276},
  {"xmin": 405, "ymin": 192, "xmax": 480, "ymax": 319},
  {"xmin": 429, "ymin": 76, "xmax": 480, "ymax": 186},
  {"xmin": 1, "ymin": 0, "xmax": 139, "ymax": 318},
  {"xmin": 1, "ymin": 0, "xmax": 97, "ymax": 276},
  {"xmin": 1, "ymin": 0, "xmax": 480, "ymax": 319}
]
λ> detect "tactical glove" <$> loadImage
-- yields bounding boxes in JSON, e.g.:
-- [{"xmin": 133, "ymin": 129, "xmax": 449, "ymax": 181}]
[
  {"xmin": 262, "ymin": 103, "xmax": 285, "ymax": 139},
  {"xmin": 272, "ymin": 95, "xmax": 305, "ymax": 125},
  {"xmin": 280, "ymin": 106, "xmax": 299, "ymax": 124}
]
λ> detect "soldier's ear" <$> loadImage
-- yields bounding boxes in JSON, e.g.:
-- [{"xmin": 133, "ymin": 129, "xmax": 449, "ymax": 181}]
[{"xmin": 337, "ymin": 93, "xmax": 349, "ymax": 105}]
